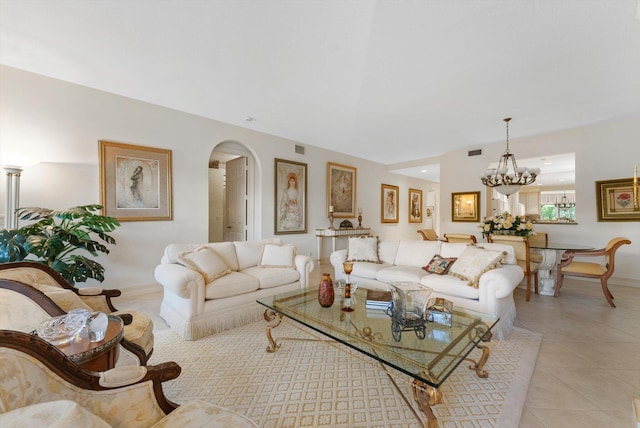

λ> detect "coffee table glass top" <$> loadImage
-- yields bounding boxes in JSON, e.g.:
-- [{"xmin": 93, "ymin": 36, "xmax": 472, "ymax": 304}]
[{"xmin": 257, "ymin": 287, "xmax": 498, "ymax": 388}]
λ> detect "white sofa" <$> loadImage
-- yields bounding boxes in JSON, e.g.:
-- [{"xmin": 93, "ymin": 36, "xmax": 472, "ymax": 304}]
[
  {"xmin": 154, "ymin": 239, "xmax": 314, "ymax": 340},
  {"xmin": 330, "ymin": 239, "xmax": 524, "ymax": 339}
]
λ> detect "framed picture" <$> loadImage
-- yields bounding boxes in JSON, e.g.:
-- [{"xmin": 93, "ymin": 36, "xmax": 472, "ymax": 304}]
[
  {"xmin": 596, "ymin": 178, "xmax": 640, "ymax": 221},
  {"xmin": 409, "ymin": 188, "xmax": 423, "ymax": 223},
  {"xmin": 274, "ymin": 158, "xmax": 308, "ymax": 234},
  {"xmin": 381, "ymin": 184, "xmax": 399, "ymax": 223},
  {"xmin": 426, "ymin": 206, "xmax": 434, "ymax": 218},
  {"xmin": 452, "ymin": 191, "xmax": 480, "ymax": 222},
  {"xmin": 99, "ymin": 140, "xmax": 172, "ymax": 221},
  {"xmin": 327, "ymin": 162, "xmax": 357, "ymax": 218}
]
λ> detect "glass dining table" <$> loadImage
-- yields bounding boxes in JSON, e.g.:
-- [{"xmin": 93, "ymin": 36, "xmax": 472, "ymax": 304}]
[{"xmin": 528, "ymin": 242, "xmax": 594, "ymax": 296}]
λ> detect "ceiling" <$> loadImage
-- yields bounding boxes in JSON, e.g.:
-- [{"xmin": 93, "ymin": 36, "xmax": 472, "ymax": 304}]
[{"xmin": 1, "ymin": 0, "xmax": 639, "ymax": 184}]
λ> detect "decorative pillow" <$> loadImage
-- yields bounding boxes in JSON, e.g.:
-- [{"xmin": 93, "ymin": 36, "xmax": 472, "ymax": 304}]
[
  {"xmin": 259, "ymin": 243, "xmax": 296, "ymax": 268},
  {"xmin": 347, "ymin": 236, "xmax": 380, "ymax": 263},
  {"xmin": 423, "ymin": 255, "xmax": 457, "ymax": 275},
  {"xmin": 177, "ymin": 246, "xmax": 231, "ymax": 282},
  {"xmin": 448, "ymin": 246, "xmax": 505, "ymax": 288}
]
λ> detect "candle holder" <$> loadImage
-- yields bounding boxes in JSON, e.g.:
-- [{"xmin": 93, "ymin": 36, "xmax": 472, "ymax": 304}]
[
  {"xmin": 342, "ymin": 261, "xmax": 355, "ymax": 312},
  {"xmin": 357, "ymin": 214, "xmax": 363, "ymax": 228},
  {"xmin": 328, "ymin": 212, "xmax": 335, "ymax": 230}
]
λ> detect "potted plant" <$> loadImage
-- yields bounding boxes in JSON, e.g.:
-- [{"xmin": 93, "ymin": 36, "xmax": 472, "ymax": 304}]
[{"xmin": 0, "ymin": 204, "xmax": 120, "ymax": 284}]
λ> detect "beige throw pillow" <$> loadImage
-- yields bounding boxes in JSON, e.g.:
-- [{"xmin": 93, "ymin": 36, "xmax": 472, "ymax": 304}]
[
  {"xmin": 177, "ymin": 246, "xmax": 231, "ymax": 282},
  {"xmin": 347, "ymin": 236, "xmax": 380, "ymax": 263},
  {"xmin": 448, "ymin": 246, "xmax": 505, "ymax": 288},
  {"xmin": 259, "ymin": 243, "xmax": 296, "ymax": 268}
]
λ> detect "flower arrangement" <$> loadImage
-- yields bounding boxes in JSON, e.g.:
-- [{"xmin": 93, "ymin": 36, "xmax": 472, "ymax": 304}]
[{"xmin": 478, "ymin": 211, "xmax": 535, "ymax": 238}]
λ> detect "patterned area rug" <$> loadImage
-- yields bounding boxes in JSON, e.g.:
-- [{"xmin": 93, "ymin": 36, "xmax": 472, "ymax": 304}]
[{"xmin": 150, "ymin": 321, "xmax": 541, "ymax": 427}]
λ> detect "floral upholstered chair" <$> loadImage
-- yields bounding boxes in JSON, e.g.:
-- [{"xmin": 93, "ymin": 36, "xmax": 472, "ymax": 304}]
[{"xmin": 0, "ymin": 330, "xmax": 257, "ymax": 427}]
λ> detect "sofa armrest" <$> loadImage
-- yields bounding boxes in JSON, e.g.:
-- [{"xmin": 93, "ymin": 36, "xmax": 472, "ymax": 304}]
[
  {"xmin": 478, "ymin": 265, "xmax": 524, "ymax": 300},
  {"xmin": 294, "ymin": 255, "xmax": 314, "ymax": 288},
  {"xmin": 153, "ymin": 263, "xmax": 205, "ymax": 299}
]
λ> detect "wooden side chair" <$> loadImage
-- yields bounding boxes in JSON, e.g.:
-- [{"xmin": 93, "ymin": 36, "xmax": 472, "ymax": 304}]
[
  {"xmin": 0, "ymin": 261, "xmax": 154, "ymax": 365},
  {"xmin": 443, "ymin": 233, "xmax": 477, "ymax": 244},
  {"xmin": 556, "ymin": 237, "xmax": 631, "ymax": 307},
  {"xmin": 488, "ymin": 234, "xmax": 539, "ymax": 301},
  {"xmin": 417, "ymin": 229, "xmax": 439, "ymax": 241},
  {"xmin": 527, "ymin": 232, "xmax": 548, "ymax": 264}
]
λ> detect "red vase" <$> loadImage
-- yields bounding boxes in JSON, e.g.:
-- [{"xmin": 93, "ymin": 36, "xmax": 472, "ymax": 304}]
[{"xmin": 318, "ymin": 273, "xmax": 334, "ymax": 307}]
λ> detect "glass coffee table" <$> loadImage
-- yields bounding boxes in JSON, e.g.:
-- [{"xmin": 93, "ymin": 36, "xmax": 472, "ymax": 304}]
[{"xmin": 257, "ymin": 287, "xmax": 498, "ymax": 428}]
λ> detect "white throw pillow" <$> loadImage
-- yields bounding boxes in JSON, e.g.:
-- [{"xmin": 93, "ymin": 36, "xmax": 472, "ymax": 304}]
[
  {"xmin": 448, "ymin": 246, "xmax": 505, "ymax": 288},
  {"xmin": 177, "ymin": 246, "xmax": 231, "ymax": 283},
  {"xmin": 259, "ymin": 244, "xmax": 296, "ymax": 268},
  {"xmin": 347, "ymin": 236, "xmax": 380, "ymax": 263}
]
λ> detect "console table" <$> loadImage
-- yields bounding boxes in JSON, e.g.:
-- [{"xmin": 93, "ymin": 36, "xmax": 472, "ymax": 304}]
[{"xmin": 315, "ymin": 228, "xmax": 371, "ymax": 261}]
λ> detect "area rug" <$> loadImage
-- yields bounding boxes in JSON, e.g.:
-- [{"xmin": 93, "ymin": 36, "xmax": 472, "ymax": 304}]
[{"xmin": 149, "ymin": 321, "xmax": 541, "ymax": 428}]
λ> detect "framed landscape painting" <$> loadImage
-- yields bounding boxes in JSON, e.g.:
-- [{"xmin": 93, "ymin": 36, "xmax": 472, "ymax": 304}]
[
  {"xmin": 381, "ymin": 184, "xmax": 399, "ymax": 223},
  {"xmin": 327, "ymin": 162, "xmax": 357, "ymax": 218},
  {"xmin": 99, "ymin": 140, "xmax": 172, "ymax": 221},
  {"xmin": 596, "ymin": 178, "xmax": 640, "ymax": 221},
  {"xmin": 274, "ymin": 158, "xmax": 307, "ymax": 234},
  {"xmin": 452, "ymin": 191, "xmax": 480, "ymax": 222},
  {"xmin": 409, "ymin": 188, "xmax": 422, "ymax": 223}
]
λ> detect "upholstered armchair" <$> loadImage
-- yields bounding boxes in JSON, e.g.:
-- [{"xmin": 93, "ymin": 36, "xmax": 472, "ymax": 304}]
[
  {"xmin": 443, "ymin": 233, "xmax": 477, "ymax": 244},
  {"xmin": 0, "ymin": 330, "xmax": 257, "ymax": 427},
  {"xmin": 0, "ymin": 262, "xmax": 153, "ymax": 366},
  {"xmin": 488, "ymin": 235, "xmax": 540, "ymax": 301},
  {"xmin": 556, "ymin": 237, "xmax": 631, "ymax": 307}
]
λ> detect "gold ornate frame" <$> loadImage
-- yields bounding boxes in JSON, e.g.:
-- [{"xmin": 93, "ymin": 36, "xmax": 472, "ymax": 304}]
[
  {"xmin": 99, "ymin": 140, "xmax": 172, "ymax": 221},
  {"xmin": 452, "ymin": 191, "xmax": 480, "ymax": 222},
  {"xmin": 327, "ymin": 162, "xmax": 357, "ymax": 218},
  {"xmin": 596, "ymin": 177, "xmax": 640, "ymax": 221},
  {"xmin": 381, "ymin": 184, "xmax": 399, "ymax": 223},
  {"xmin": 409, "ymin": 188, "xmax": 423, "ymax": 223}
]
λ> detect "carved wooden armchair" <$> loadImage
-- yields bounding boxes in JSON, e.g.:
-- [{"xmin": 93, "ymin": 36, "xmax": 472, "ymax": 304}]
[
  {"xmin": 417, "ymin": 229, "xmax": 439, "ymax": 241},
  {"xmin": 0, "ymin": 261, "xmax": 153, "ymax": 365},
  {"xmin": 0, "ymin": 330, "xmax": 257, "ymax": 427},
  {"xmin": 556, "ymin": 237, "xmax": 631, "ymax": 307},
  {"xmin": 488, "ymin": 235, "xmax": 540, "ymax": 301}
]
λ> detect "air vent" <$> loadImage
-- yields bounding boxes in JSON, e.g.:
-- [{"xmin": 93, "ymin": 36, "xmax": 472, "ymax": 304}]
[
  {"xmin": 295, "ymin": 145, "xmax": 305, "ymax": 155},
  {"xmin": 468, "ymin": 149, "xmax": 482, "ymax": 157}
]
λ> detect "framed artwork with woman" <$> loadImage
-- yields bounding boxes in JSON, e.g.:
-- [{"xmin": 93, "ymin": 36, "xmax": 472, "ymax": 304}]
[
  {"xmin": 381, "ymin": 184, "xmax": 399, "ymax": 223},
  {"xmin": 275, "ymin": 158, "xmax": 307, "ymax": 234}
]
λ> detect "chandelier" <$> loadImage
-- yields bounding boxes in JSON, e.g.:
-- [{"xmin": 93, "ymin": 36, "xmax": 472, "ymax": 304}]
[
  {"xmin": 480, "ymin": 118, "xmax": 540, "ymax": 197},
  {"xmin": 558, "ymin": 192, "xmax": 575, "ymax": 209}
]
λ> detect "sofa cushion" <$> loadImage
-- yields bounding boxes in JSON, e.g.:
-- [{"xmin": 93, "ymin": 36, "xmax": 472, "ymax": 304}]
[
  {"xmin": 394, "ymin": 240, "xmax": 440, "ymax": 267},
  {"xmin": 476, "ymin": 243, "xmax": 517, "ymax": 265},
  {"xmin": 448, "ymin": 246, "xmax": 505, "ymax": 288},
  {"xmin": 235, "ymin": 239, "xmax": 282, "ymax": 271},
  {"xmin": 203, "ymin": 242, "xmax": 239, "ymax": 271},
  {"xmin": 178, "ymin": 246, "xmax": 231, "ymax": 283},
  {"xmin": 423, "ymin": 255, "xmax": 457, "ymax": 275},
  {"xmin": 439, "ymin": 242, "xmax": 472, "ymax": 258},
  {"xmin": 0, "ymin": 400, "xmax": 112, "ymax": 428},
  {"xmin": 204, "ymin": 272, "xmax": 259, "ymax": 299},
  {"xmin": 375, "ymin": 265, "xmax": 426, "ymax": 283},
  {"xmin": 347, "ymin": 236, "xmax": 380, "ymax": 263},
  {"xmin": 421, "ymin": 274, "xmax": 481, "ymax": 299},
  {"xmin": 351, "ymin": 261, "xmax": 392, "ymax": 280},
  {"xmin": 378, "ymin": 240, "xmax": 400, "ymax": 264},
  {"xmin": 259, "ymin": 244, "xmax": 296, "ymax": 268},
  {"xmin": 241, "ymin": 266, "xmax": 300, "ymax": 289}
]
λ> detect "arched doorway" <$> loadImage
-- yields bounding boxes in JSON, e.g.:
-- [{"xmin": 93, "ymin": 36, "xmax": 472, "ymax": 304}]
[{"xmin": 208, "ymin": 141, "xmax": 261, "ymax": 242}]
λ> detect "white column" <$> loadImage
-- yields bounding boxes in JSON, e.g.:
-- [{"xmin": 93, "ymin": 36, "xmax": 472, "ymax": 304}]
[{"xmin": 3, "ymin": 167, "xmax": 23, "ymax": 229}]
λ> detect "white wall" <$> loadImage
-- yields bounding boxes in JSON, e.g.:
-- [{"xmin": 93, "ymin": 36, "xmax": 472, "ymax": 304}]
[
  {"xmin": 0, "ymin": 66, "xmax": 436, "ymax": 289},
  {"xmin": 439, "ymin": 117, "xmax": 640, "ymax": 285}
]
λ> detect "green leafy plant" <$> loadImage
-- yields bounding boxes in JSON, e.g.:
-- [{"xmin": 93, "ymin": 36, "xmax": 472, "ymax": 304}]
[{"xmin": 0, "ymin": 205, "xmax": 120, "ymax": 284}]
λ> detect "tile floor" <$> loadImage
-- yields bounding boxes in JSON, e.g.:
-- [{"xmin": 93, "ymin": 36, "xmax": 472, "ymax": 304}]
[{"xmin": 117, "ymin": 263, "xmax": 640, "ymax": 428}]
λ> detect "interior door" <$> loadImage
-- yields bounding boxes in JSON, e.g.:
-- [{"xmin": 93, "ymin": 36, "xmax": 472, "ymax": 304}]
[{"xmin": 226, "ymin": 156, "xmax": 247, "ymax": 241}]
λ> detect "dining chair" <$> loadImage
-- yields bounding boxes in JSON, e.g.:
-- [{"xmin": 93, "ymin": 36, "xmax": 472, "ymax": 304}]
[
  {"xmin": 417, "ymin": 229, "xmax": 439, "ymax": 241},
  {"xmin": 443, "ymin": 233, "xmax": 477, "ymax": 244},
  {"xmin": 527, "ymin": 232, "xmax": 548, "ymax": 264},
  {"xmin": 556, "ymin": 237, "xmax": 631, "ymax": 307},
  {"xmin": 488, "ymin": 234, "xmax": 539, "ymax": 301}
]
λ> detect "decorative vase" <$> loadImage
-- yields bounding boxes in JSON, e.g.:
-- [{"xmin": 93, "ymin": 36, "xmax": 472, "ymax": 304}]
[{"xmin": 318, "ymin": 273, "xmax": 334, "ymax": 307}]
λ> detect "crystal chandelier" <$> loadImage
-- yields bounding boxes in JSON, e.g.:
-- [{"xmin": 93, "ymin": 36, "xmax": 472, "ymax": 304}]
[{"xmin": 480, "ymin": 118, "xmax": 540, "ymax": 197}]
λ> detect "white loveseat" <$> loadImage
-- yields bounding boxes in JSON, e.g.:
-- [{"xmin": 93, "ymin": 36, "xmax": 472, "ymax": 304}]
[
  {"xmin": 330, "ymin": 239, "xmax": 524, "ymax": 339},
  {"xmin": 155, "ymin": 239, "xmax": 314, "ymax": 340}
]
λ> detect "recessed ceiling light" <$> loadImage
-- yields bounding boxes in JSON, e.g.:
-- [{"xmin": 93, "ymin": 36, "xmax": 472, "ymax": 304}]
[
  {"xmin": 244, "ymin": 116, "xmax": 255, "ymax": 122},
  {"xmin": 544, "ymin": 162, "xmax": 552, "ymax": 166},
  {"xmin": 421, "ymin": 169, "xmax": 427, "ymax": 173}
]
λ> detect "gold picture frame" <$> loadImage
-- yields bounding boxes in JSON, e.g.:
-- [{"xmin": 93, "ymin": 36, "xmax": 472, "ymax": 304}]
[
  {"xmin": 327, "ymin": 162, "xmax": 357, "ymax": 218},
  {"xmin": 381, "ymin": 184, "xmax": 399, "ymax": 223},
  {"xmin": 274, "ymin": 158, "xmax": 307, "ymax": 234},
  {"xmin": 99, "ymin": 140, "xmax": 172, "ymax": 221},
  {"xmin": 596, "ymin": 178, "xmax": 640, "ymax": 221},
  {"xmin": 452, "ymin": 191, "xmax": 480, "ymax": 222},
  {"xmin": 409, "ymin": 188, "xmax": 422, "ymax": 223}
]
